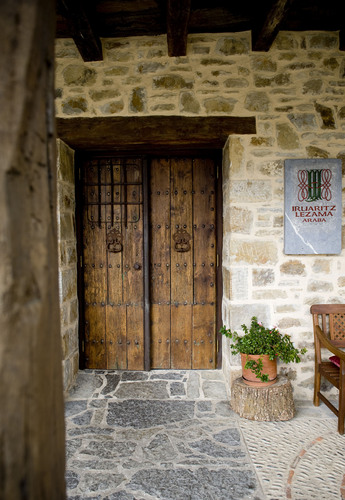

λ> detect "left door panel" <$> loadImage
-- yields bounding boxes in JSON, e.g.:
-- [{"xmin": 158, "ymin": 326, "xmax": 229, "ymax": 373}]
[{"xmin": 80, "ymin": 156, "xmax": 145, "ymax": 369}]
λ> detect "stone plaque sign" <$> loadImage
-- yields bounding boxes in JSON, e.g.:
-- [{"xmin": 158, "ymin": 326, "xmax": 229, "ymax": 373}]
[{"xmin": 284, "ymin": 159, "xmax": 342, "ymax": 254}]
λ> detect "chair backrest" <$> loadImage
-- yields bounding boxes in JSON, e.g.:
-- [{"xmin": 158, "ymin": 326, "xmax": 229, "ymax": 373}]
[{"xmin": 310, "ymin": 304, "xmax": 345, "ymax": 347}]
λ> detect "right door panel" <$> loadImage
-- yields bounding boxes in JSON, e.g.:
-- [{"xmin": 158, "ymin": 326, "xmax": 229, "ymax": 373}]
[{"xmin": 150, "ymin": 157, "xmax": 217, "ymax": 369}]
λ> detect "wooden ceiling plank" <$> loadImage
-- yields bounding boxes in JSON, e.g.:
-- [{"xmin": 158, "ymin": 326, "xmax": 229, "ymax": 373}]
[
  {"xmin": 56, "ymin": 116, "xmax": 256, "ymax": 150},
  {"xmin": 167, "ymin": 0, "xmax": 191, "ymax": 57},
  {"xmin": 58, "ymin": 0, "xmax": 103, "ymax": 61},
  {"xmin": 252, "ymin": 0, "xmax": 293, "ymax": 52}
]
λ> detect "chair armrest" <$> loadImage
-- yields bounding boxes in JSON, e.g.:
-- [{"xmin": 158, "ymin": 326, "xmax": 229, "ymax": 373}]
[{"xmin": 315, "ymin": 325, "xmax": 345, "ymax": 362}]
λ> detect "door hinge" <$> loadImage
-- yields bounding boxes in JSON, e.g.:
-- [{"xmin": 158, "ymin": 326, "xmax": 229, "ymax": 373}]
[
  {"xmin": 80, "ymin": 255, "xmax": 83, "ymax": 267},
  {"xmin": 81, "ymin": 340, "xmax": 85, "ymax": 352},
  {"xmin": 216, "ymin": 165, "xmax": 219, "ymax": 179},
  {"xmin": 217, "ymin": 254, "xmax": 219, "ymax": 267}
]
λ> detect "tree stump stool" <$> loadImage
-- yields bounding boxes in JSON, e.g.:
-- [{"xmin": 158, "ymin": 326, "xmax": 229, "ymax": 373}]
[{"xmin": 231, "ymin": 376, "xmax": 295, "ymax": 421}]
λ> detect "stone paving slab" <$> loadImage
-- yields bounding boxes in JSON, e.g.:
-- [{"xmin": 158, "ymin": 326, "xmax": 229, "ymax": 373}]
[
  {"xmin": 65, "ymin": 370, "xmax": 263, "ymax": 499},
  {"xmin": 65, "ymin": 370, "xmax": 345, "ymax": 500}
]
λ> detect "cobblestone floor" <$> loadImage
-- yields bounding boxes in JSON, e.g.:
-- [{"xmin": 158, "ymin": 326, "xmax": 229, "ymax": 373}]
[{"xmin": 65, "ymin": 370, "xmax": 345, "ymax": 499}]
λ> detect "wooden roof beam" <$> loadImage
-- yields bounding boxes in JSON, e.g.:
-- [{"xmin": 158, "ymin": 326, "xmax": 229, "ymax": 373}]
[
  {"xmin": 56, "ymin": 116, "xmax": 256, "ymax": 151},
  {"xmin": 167, "ymin": 0, "xmax": 191, "ymax": 57},
  {"xmin": 252, "ymin": 0, "xmax": 293, "ymax": 52},
  {"xmin": 57, "ymin": 0, "xmax": 103, "ymax": 61}
]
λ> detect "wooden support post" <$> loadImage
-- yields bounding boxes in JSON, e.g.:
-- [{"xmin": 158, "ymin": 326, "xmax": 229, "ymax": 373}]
[
  {"xmin": 231, "ymin": 376, "xmax": 295, "ymax": 421},
  {"xmin": 0, "ymin": 1, "xmax": 66, "ymax": 498}
]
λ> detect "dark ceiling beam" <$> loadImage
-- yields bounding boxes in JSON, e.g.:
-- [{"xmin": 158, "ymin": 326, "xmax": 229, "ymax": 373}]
[
  {"xmin": 252, "ymin": 0, "xmax": 293, "ymax": 52},
  {"xmin": 167, "ymin": 0, "xmax": 191, "ymax": 57},
  {"xmin": 57, "ymin": 0, "xmax": 103, "ymax": 61},
  {"xmin": 339, "ymin": 30, "xmax": 345, "ymax": 51},
  {"xmin": 56, "ymin": 116, "xmax": 256, "ymax": 151}
]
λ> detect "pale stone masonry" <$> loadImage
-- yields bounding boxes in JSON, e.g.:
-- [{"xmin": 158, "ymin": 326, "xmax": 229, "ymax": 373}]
[
  {"xmin": 55, "ymin": 30, "xmax": 345, "ymax": 399},
  {"xmin": 57, "ymin": 140, "xmax": 79, "ymax": 392}
]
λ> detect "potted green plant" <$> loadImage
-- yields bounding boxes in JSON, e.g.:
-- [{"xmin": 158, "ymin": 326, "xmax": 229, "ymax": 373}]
[{"xmin": 220, "ymin": 316, "xmax": 307, "ymax": 387}]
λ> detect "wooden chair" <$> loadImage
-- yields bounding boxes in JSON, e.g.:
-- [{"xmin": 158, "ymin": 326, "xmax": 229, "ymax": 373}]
[{"xmin": 311, "ymin": 304, "xmax": 345, "ymax": 434}]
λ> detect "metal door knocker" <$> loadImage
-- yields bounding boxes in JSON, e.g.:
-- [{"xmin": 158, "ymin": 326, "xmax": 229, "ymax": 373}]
[
  {"xmin": 106, "ymin": 228, "xmax": 123, "ymax": 253},
  {"xmin": 173, "ymin": 228, "xmax": 191, "ymax": 253}
]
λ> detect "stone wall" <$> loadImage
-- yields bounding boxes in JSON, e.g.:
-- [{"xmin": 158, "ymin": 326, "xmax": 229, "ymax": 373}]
[
  {"xmin": 56, "ymin": 31, "xmax": 345, "ymax": 399},
  {"xmin": 57, "ymin": 139, "xmax": 79, "ymax": 393}
]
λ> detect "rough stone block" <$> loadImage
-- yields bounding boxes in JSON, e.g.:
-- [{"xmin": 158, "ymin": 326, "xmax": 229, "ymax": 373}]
[
  {"xmin": 60, "ymin": 213, "xmax": 74, "ymax": 240},
  {"xmin": 306, "ymin": 145, "xmax": 329, "ymax": 158},
  {"xmin": 62, "ymin": 97, "xmax": 88, "ymax": 115},
  {"xmin": 228, "ymin": 137, "xmax": 244, "ymax": 175},
  {"xmin": 274, "ymin": 33, "xmax": 298, "ymax": 50},
  {"xmin": 251, "ymin": 55, "xmax": 277, "ymax": 72},
  {"xmin": 312, "ymin": 259, "xmax": 331, "ymax": 274},
  {"xmin": 130, "ymin": 87, "xmax": 146, "ymax": 113},
  {"xmin": 224, "ymin": 77, "xmax": 249, "ymax": 88},
  {"xmin": 307, "ymin": 280, "xmax": 333, "ymax": 292},
  {"xmin": 180, "ymin": 92, "xmax": 200, "ymax": 113},
  {"xmin": 277, "ymin": 318, "xmax": 301, "ymax": 329},
  {"xmin": 153, "ymin": 74, "xmax": 193, "ymax": 89},
  {"xmin": 229, "ymin": 206, "xmax": 253, "ymax": 234},
  {"xmin": 100, "ymin": 100, "xmax": 125, "ymax": 114},
  {"xmin": 230, "ymin": 268, "xmax": 248, "ymax": 300},
  {"xmin": 63, "ymin": 65, "xmax": 97, "ymax": 86},
  {"xmin": 57, "ymin": 140, "xmax": 75, "ymax": 183},
  {"xmin": 315, "ymin": 103, "xmax": 336, "ymax": 129},
  {"xmin": 138, "ymin": 62, "xmax": 166, "ymax": 73},
  {"xmin": 276, "ymin": 123, "xmax": 300, "ymax": 149},
  {"xmin": 259, "ymin": 160, "xmax": 283, "ymax": 176},
  {"xmin": 254, "ymin": 73, "xmax": 290, "ymax": 87},
  {"xmin": 89, "ymin": 89, "xmax": 121, "ymax": 101},
  {"xmin": 253, "ymin": 289, "xmax": 287, "ymax": 299},
  {"xmin": 244, "ymin": 91, "xmax": 270, "ymax": 112},
  {"xmin": 231, "ymin": 240, "xmax": 278, "ymax": 265},
  {"xmin": 253, "ymin": 268, "xmax": 274, "ymax": 286},
  {"xmin": 280, "ymin": 260, "xmax": 306, "ymax": 276},
  {"xmin": 303, "ymin": 79, "xmax": 323, "ymax": 95},
  {"xmin": 70, "ymin": 298, "xmax": 79, "ymax": 323},
  {"xmin": 308, "ymin": 33, "xmax": 339, "ymax": 49},
  {"xmin": 61, "ymin": 268, "xmax": 78, "ymax": 302},
  {"xmin": 216, "ymin": 36, "xmax": 250, "ymax": 55},
  {"xmin": 230, "ymin": 180, "xmax": 272, "ymax": 202},
  {"xmin": 204, "ymin": 97, "xmax": 236, "ymax": 114},
  {"xmin": 104, "ymin": 66, "xmax": 129, "ymax": 76},
  {"xmin": 288, "ymin": 113, "xmax": 318, "ymax": 130}
]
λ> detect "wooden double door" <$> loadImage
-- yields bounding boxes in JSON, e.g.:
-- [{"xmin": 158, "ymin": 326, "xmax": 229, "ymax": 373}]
[{"xmin": 78, "ymin": 154, "xmax": 220, "ymax": 370}]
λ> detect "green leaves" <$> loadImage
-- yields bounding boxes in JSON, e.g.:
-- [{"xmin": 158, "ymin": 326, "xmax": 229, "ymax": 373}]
[{"xmin": 220, "ymin": 316, "xmax": 307, "ymax": 380}]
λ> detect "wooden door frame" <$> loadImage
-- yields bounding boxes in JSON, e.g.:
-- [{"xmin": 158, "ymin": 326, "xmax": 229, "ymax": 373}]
[{"xmin": 75, "ymin": 149, "xmax": 224, "ymax": 370}]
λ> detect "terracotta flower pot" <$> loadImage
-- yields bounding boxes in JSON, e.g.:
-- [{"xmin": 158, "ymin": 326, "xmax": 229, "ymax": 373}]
[{"xmin": 241, "ymin": 353, "xmax": 277, "ymax": 387}]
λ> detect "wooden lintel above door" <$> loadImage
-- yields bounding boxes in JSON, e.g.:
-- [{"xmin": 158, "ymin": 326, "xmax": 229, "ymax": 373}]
[{"xmin": 56, "ymin": 115, "xmax": 256, "ymax": 151}]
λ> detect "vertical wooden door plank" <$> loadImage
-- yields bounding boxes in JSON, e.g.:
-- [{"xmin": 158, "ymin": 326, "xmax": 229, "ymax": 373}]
[
  {"xmin": 192, "ymin": 158, "xmax": 216, "ymax": 368},
  {"xmin": 84, "ymin": 304, "xmax": 106, "ymax": 368},
  {"xmin": 106, "ymin": 159, "xmax": 123, "ymax": 306},
  {"xmin": 106, "ymin": 304, "xmax": 127, "ymax": 369},
  {"xmin": 83, "ymin": 160, "xmax": 107, "ymax": 368},
  {"xmin": 150, "ymin": 158, "xmax": 171, "ymax": 368},
  {"xmin": 170, "ymin": 158, "xmax": 193, "ymax": 368},
  {"xmin": 126, "ymin": 305, "xmax": 144, "ymax": 370},
  {"xmin": 170, "ymin": 158, "xmax": 193, "ymax": 305},
  {"xmin": 122, "ymin": 159, "xmax": 144, "ymax": 368},
  {"xmin": 171, "ymin": 305, "xmax": 192, "ymax": 368},
  {"xmin": 192, "ymin": 304, "xmax": 216, "ymax": 369},
  {"xmin": 106, "ymin": 159, "xmax": 126, "ymax": 368},
  {"xmin": 193, "ymin": 158, "xmax": 216, "ymax": 305},
  {"xmin": 151, "ymin": 304, "xmax": 171, "ymax": 368}
]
